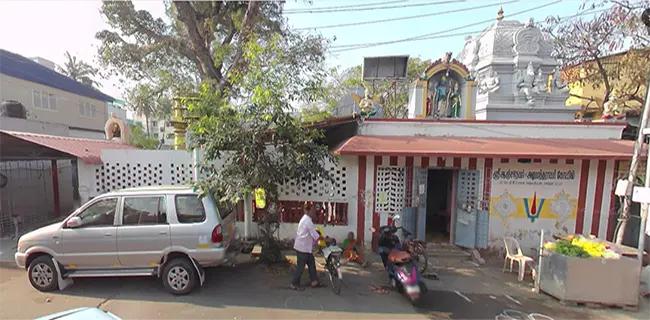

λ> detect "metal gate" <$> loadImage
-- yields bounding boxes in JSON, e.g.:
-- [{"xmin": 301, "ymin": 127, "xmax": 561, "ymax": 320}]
[
  {"xmin": 414, "ymin": 167, "xmax": 428, "ymax": 241},
  {"xmin": 454, "ymin": 169, "xmax": 479, "ymax": 248}
]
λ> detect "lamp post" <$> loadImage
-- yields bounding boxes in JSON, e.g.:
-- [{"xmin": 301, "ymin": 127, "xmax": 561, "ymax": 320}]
[{"xmin": 638, "ymin": 8, "xmax": 650, "ymax": 261}]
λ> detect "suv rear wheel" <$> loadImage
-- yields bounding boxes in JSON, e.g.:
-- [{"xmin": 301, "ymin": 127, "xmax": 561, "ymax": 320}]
[
  {"xmin": 162, "ymin": 257, "xmax": 198, "ymax": 295},
  {"xmin": 28, "ymin": 255, "xmax": 59, "ymax": 292}
]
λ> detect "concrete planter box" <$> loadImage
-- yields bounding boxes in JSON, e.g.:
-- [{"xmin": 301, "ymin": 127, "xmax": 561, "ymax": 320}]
[{"xmin": 539, "ymin": 251, "xmax": 641, "ymax": 306}]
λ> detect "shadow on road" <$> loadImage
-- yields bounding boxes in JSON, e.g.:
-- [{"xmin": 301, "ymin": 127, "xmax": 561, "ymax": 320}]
[{"xmin": 39, "ymin": 259, "xmax": 602, "ymax": 319}]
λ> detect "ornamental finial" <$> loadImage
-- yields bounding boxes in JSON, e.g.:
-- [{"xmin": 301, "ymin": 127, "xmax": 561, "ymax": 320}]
[{"xmin": 497, "ymin": 7, "xmax": 504, "ymax": 21}]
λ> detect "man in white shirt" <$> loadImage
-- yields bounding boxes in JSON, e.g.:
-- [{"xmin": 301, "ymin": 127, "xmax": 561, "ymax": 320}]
[{"xmin": 290, "ymin": 202, "xmax": 324, "ymax": 290}]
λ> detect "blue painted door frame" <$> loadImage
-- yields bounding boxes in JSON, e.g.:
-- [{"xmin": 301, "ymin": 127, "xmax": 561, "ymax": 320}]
[{"xmin": 454, "ymin": 169, "xmax": 479, "ymax": 249}]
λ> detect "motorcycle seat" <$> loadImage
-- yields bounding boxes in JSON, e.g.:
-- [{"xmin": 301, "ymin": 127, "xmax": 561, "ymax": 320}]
[{"xmin": 388, "ymin": 249, "xmax": 412, "ymax": 264}]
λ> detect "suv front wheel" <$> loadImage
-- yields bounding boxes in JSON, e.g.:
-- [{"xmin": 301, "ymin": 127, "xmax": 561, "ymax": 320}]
[
  {"xmin": 28, "ymin": 255, "xmax": 59, "ymax": 292},
  {"xmin": 162, "ymin": 257, "xmax": 198, "ymax": 295}
]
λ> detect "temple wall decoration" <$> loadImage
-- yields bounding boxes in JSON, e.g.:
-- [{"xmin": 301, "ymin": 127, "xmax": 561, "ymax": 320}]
[{"xmin": 410, "ymin": 52, "xmax": 477, "ymax": 120}]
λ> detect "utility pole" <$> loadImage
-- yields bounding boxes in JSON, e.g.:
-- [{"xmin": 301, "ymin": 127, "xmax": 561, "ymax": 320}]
[{"xmin": 617, "ymin": 9, "xmax": 650, "ymax": 247}]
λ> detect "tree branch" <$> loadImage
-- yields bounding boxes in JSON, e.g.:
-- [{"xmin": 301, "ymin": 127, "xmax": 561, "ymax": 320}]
[
  {"xmin": 217, "ymin": 1, "xmax": 261, "ymax": 95},
  {"xmin": 173, "ymin": 1, "xmax": 223, "ymax": 82}
]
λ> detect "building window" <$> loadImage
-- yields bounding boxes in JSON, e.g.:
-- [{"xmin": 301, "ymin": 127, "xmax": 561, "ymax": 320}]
[
  {"xmin": 153, "ymin": 133, "xmax": 159, "ymax": 138},
  {"xmin": 32, "ymin": 90, "xmax": 57, "ymax": 110},
  {"xmin": 151, "ymin": 121, "xmax": 158, "ymax": 127},
  {"xmin": 32, "ymin": 90, "xmax": 41, "ymax": 108},
  {"xmin": 159, "ymin": 127, "xmax": 165, "ymax": 132},
  {"xmin": 79, "ymin": 101, "xmax": 96, "ymax": 117},
  {"xmin": 166, "ymin": 133, "xmax": 174, "ymax": 139}
]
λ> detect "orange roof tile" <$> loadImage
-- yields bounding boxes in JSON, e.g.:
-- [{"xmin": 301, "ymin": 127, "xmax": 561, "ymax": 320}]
[
  {"xmin": 1, "ymin": 130, "xmax": 137, "ymax": 164},
  {"xmin": 334, "ymin": 136, "xmax": 635, "ymax": 160}
]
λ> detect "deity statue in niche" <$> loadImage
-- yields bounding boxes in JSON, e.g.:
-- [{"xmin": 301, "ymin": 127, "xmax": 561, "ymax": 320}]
[{"xmin": 429, "ymin": 74, "xmax": 461, "ymax": 118}]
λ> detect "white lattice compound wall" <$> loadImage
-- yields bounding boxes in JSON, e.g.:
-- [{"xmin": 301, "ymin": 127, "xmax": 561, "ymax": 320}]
[
  {"xmin": 278, "ymin": 162, "xmax": 349, "ymax": 202},
  {"xmin": 75, "ymin": 149, "xmax": 358, "ymax": 241},
  {"xmin": 375, "ymin": 166, "xmax": 406, "ymax": 213}
]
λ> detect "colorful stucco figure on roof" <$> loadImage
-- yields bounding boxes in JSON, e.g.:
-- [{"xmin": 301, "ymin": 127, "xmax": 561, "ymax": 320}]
[
  {"xmin": 601, "ymin": 90, "xmax": 628, "ymax": 120},
  {"xmin": 104, "ymin": 113, "xmax": 130, "ymax": 144},
  {"xmin": 351, "ymin": 87, "xmax": 378, "ymax": 118},
  {"xmin": 432, "ymin": 74, "xmax": 461, "ymax": 118}
]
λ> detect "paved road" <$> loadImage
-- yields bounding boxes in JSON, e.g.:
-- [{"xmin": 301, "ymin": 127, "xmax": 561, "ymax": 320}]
[{"xmin": 0, "ymin": 261, "xmax": 607, "ymax": 320}]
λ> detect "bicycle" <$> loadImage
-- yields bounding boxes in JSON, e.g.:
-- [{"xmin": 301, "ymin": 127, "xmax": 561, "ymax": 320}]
[
  {"xmin": 321, "ymin": 239, "xmax": 344, "ymax": 295},
  {"xmin": 401, "ymin": 228, "xmax": 428, "ymax": 274},
  {"xmin": 315, "ymin": 228, "xmax": 344, "ymax": 295}
]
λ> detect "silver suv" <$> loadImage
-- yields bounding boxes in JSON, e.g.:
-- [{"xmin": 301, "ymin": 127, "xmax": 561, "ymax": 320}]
[{"xmin": 15, "ymin": 186, "xmax": 240, "ymax": 295}]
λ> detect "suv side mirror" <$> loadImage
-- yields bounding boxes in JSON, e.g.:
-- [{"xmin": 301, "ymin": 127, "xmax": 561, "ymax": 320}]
[{"xmin": 66, "ymin": 217, "xmax": 82, "ymax": 228}]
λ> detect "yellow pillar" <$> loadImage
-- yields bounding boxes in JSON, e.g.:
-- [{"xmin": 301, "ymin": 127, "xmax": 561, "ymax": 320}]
[{"xmin": 171, "ymin": 99, "xmax": 187, "ymax": 150}]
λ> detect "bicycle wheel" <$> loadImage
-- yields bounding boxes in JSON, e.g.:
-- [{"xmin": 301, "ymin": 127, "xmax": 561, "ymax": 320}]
[{"xmin": 327, "ymin": 257, "xmax": 342, "ymax": 295}]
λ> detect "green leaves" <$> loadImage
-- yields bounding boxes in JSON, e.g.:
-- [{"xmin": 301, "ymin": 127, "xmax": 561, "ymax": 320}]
[
  {"xmin": 128, "ymin": 123, "xmax": 160, "ymax": 149},
  {"xmin": 189, "ymin": 30, "xmax": 334, "ymax": 205}
]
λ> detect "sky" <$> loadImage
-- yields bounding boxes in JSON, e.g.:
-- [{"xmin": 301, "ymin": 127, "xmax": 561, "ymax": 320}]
[{"xmin": 0, "ymin": 0, "xmax": 585, "ymax": 102}]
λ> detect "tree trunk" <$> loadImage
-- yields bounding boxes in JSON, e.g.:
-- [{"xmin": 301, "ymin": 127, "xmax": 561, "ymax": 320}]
[{"xmin": 145, "ymin": 114, "xmax": 150, "ymax": 136}]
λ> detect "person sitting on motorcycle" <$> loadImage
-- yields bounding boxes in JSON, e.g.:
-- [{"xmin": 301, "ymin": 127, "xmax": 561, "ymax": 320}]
[{"xmin": 340, "ymin": 231, "xmax": 369, "ymax": 267}]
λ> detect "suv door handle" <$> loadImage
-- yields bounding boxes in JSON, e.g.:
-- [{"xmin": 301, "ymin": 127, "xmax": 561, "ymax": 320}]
[
  {"xmin": 104, "ymin": 233, "xmax": 112, "ymax": 237},
  {"xmin": 159, "ymin": 231, "xmax": 168, "ymax": 235}
]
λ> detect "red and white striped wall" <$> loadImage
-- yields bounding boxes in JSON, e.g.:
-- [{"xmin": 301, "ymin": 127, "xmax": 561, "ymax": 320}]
[{"xmin": 355, "ymin": 155, "xmax": 621, "ymax": 245}]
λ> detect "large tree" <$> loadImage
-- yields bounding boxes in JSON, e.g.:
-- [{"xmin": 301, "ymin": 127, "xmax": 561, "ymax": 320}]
[
  {"xmin": 189, "ymin": 34, "xmax": 333, "ymax": 262},
  {"xmin": 543, "ymin": 0, "xmax": 648, "ymax": 118},
  {"xmin": 59, "ymin": 51, "xmax": 102, "ymax": 88},
  {"xmin": 544, "ymin": 0, "xmax": 649, "ymax": 244},
  {"xmin": 95, "ymin": 1, "xmax": 288, "ymax": 96}
]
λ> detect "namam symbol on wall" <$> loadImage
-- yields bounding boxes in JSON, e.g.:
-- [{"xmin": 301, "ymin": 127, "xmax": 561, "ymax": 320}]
[
  {"xmin": 492, "ymin": 190, "xmax": 516, "ymax": 228},
  {"xmin": 523, "ymin": 192, "xmax": 544, "ymax": 223},
  {"xmin": 492, "ymin": 189, "xmax": 577, "ymax": 226}
]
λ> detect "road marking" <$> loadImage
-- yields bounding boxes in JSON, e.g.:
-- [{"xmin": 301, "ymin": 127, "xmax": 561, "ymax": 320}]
[
  {"xmin": 505, "ymin": 295, "xmax": 522, "ymax": 305},
  {"xmin": 454, "ymin": 290, "xmax": 473, "ymax": 303}
]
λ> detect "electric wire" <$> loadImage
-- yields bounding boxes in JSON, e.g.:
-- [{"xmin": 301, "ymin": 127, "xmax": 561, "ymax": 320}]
[
  {"xmin": 283, "ymin": 0, "xmax": 408, "ymax": 13},
  {"xmin": 329, "ymin": 1, "xmax": 612, "ymax": 53},
  {"xmin": 284, "ymin": 0, "xmax": 467, "ymax": 15},
  {"xmin": 330, "ymin": 0, "xmax": 562, "ymax": 51},
  {"xmin": 295, "ymin": 0, "xmax": 519, "ymax": 31}
]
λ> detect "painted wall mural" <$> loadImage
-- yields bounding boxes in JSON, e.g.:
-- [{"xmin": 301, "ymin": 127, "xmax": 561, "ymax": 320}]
[{"xmin": 488, "ymin": 162, "xmax": 581, "ymax": 251}]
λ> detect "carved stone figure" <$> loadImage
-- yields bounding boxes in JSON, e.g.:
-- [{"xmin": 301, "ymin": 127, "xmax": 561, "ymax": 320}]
[
  {"xmin": 515, "ymin": 62, "xmax": 538, "ymax": 106},
  {"xmin": 534, "ymin": 67, "xmax": 547, "ymax": 93},
  {"xmin": 467, "ymin": 37, "xmax": 481, "ymax": 78},
  {"xmin": 551, "ymin": 66, "xmax": 570, "ymax": 93},
  {"xmin": 478, "ymin": 70, "xmax": 500, "ymax": 94},
  {"xmin": 513, "ymin": 18, "xmax": 542, "ymax": 55}
]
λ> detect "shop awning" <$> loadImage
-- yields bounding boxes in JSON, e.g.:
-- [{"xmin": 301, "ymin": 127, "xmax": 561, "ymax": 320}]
[
  {"xmin": 0, "ymin": 130, "xmax": 137, "ymax": 164},
  {"xmin": 334, "ymin": 135, "xmax": 635, "ymax": 160}
]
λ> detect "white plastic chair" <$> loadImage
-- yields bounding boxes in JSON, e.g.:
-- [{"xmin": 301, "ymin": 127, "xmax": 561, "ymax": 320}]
[{"xmin": 503, "ymin": 237, "xmax": 535, "ymax": 282}]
